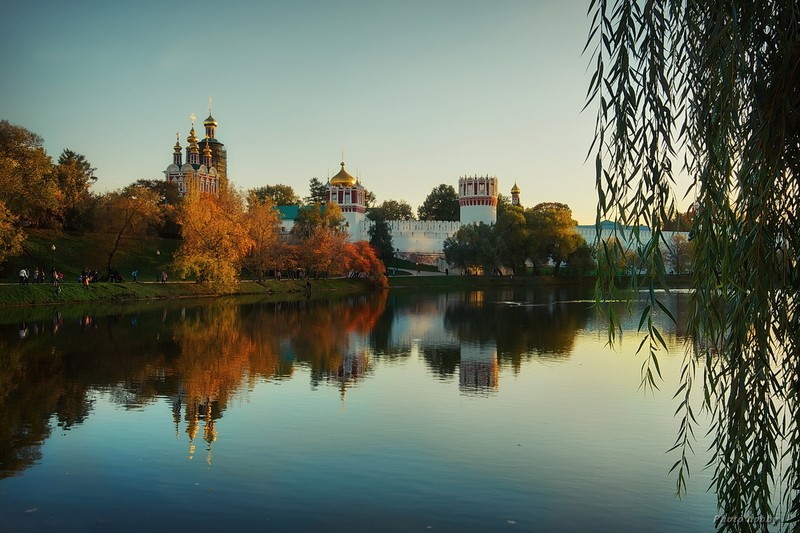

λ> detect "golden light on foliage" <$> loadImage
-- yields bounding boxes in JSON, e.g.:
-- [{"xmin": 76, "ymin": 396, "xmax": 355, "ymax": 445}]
[{"xmin": 175, "ymin": 188, "xmax": 253, "ymax": 288}]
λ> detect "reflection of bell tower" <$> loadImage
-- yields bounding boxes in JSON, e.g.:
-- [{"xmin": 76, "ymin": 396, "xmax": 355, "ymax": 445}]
[
  {"xmin": 177, "ymin": 395, "xmax": 220, "ymax": 464},
  {"xmin": 459, "ymin": 341, "xmax": 498, "ymax": 394}
]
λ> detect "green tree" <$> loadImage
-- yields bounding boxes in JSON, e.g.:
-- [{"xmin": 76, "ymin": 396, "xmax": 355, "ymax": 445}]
[
  {"xmin": 443, "ymin": 223, "xmax": 498, "ymax": 273},
  {"xmin": 367, "ymin": 215, "xmax": 394, "ymax": 266},
  {"xmin": 305, "ymin": 177, "xmax": 327, "ymax": 204},
  {"xmin": 95, "ymin": 185, "xmax": 163, "ymax": 277},
  {"xmin": 133, "ymin": 179, "xmax": 181, "ymax": 238},
  {"xmin": 417, "ymin": 184, "xmax": 459, "ymax": 221},
  {"xmin": 587, "ymin": 0, "xmax": 800, "ymax": 525},
  {"xmin": 493, "ymin": 203, "xmax": 527, "ymax": 274},
  {"xmin": 291, "ymin": 202, "xmax": 345, "ymax": 238},
  {"xmin": 525, "ymin": 202, "xmax": 580, "ymax": 274},
  {"xmin": 250, "ymin": 184, "xmax": 300, "ymax": 206},
  {"xmin": 369, "ymin": 199, "xmax": 414, "ymax": 221},
  {"xmin": 565, "ymin": 241, "xmax": 596, "ymax": 278},
  {"xmin": 54, "ymin": 149, "xmax": 97, "ymax": 231}
]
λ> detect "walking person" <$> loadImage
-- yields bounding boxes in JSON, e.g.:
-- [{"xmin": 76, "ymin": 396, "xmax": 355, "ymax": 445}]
[{"xmin": 131, "ymin": 270, "xmax": 138, "ymax": 283}]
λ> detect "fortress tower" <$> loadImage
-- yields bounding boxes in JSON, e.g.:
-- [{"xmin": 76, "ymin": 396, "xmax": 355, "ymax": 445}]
[
  {"xmin": 458, "ymin": 175, "xmax": 498, "ymax": 225},
  {"xmin": 325, "ymin": 161, "xmax": 367, "ymax": 240}
]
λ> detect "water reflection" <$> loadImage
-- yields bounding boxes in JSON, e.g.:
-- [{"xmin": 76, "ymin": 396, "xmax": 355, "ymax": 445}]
[{"xmin": 0, "ymin": 287, "xmax": 672, "ymax": 480}]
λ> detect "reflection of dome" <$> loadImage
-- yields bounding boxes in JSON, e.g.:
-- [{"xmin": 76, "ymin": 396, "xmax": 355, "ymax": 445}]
[
  {"xmin": 511, "ymin": 182, "xmax": 520, "ymax": 194},
  {"xmin": 330, "ymin": 162, "xmax": 357, "ymax": 187}
]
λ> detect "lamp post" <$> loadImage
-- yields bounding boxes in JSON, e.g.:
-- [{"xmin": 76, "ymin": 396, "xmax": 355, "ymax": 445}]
[
  {"xmin": 156, "ymin": 250, "xmax": 161, "ymax": 282},
  {"xmin": 51, "ymin": 244, "xmax": 56, "ymax": 283}
]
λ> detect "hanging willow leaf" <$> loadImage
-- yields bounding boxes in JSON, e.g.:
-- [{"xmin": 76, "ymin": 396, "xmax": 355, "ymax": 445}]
[{"xmin": 586, "ymin": 0, "xmax": 800, "ymax": 530}]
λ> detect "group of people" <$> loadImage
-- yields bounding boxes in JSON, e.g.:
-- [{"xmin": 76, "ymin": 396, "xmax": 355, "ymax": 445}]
[
  {"xmin": 17, "ymin": 266, "xmax": 171, "ymax": 285},
  {"xmin": 18, "ymin": 267, "xmax": 62, "ymax": 285},
  {"xmin": 80, "ymin": 268, "xmax": 100, "ymax": 287}
]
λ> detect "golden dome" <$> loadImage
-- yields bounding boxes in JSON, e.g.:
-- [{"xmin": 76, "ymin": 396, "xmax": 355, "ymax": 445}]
[
  {"xmin": 330, "ymin": 162, "xmax": 357, "ymax": 187},
  {"xmin": 187, "ymin": 127, "xmax": 198, "ymax": 145},
  {"xmin": 173, "ymin": 133, "xmax": 182, "ymax": 155},
  {"xmin": 204, "ymin": 114, "xmax": 218, "ymax": 127},
  {"xmin": 511, "ymin": 182, "xmax": 521, "ymax": 194}
]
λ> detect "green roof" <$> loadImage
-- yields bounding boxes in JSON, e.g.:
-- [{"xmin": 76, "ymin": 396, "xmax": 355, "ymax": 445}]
[
  {"xmin": 275, "ymin": 204, "xmax": 327, "ymax": 221},
  {"xmin": 276, "ymin": 205, "xmax": 300, "ymax": 220}
]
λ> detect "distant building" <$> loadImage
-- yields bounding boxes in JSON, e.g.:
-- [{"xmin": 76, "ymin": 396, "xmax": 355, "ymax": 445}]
[
  {"xmin": 272, "ymin": 161, "xmax": 505, "ymax": 261},
  {"xmin": 164, "ymin": 113, "xmax": 226, "ymax": 197}
]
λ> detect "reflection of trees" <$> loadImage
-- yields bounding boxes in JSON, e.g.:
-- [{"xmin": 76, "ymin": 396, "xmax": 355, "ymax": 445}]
[
  {"xmin": 0, "ymin": 330, "xmax": 94, "ymax": 479},
  {"xmin": 442, "ymin": 289, "xmax": 592, "ymax": 371},
  {"xmin": 0, "ymin": 292, "xmax": 390, "ymax": 475},
  {"xmin": 422, "ymin": 346, "xmax": 462, "ymax": 378},
  {"xmin": 290, "ymin": 294, "xmax": 385, "ymax": 392}
]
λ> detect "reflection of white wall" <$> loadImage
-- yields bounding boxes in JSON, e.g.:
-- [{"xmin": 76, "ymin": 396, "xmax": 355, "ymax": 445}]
[
  {"xmin": 460, "ymin": 341, "xmax": 497, "ymax": 362},
  {"xmin": 460, "ymin": 341, "xmax": 498, "ymax": 391},
  {"xmin": 389, "ymin": 294, "xmax": 461, "ymax": 351}
]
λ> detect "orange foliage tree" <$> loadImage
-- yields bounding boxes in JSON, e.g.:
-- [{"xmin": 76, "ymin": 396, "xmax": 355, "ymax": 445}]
[
  {"xmin": 243, "ymin": 193, "xmax": 281, "ymax": 281},
  {"xmin": 175, "ymin": 187, "xmax": 253, "ymax": 287},
  {"xmin": 344, "ymin": 241, "xmax": 387, "ymax": 288}
]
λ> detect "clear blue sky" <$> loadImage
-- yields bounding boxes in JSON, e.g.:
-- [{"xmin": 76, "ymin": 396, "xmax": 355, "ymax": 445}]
[{"xmin": 1, "ymin": 0, "xmax": 608, "ymax": 223}]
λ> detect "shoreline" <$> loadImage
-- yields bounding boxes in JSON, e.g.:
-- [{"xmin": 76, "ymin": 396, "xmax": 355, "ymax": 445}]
[{"xmin": 0, "ymin": 274, "xmax": 692, "ymax": 308}]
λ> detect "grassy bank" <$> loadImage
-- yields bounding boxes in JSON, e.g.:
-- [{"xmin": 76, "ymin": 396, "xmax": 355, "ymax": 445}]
[{"xmin": 0, "ymin": 278, "xmax": 371, "ymax": 307}]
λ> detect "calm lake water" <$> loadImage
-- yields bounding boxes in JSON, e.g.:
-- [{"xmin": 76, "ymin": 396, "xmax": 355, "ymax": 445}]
[{"xmin": 0, "ymin": 287, "xmax": 716, "ymax": 532}]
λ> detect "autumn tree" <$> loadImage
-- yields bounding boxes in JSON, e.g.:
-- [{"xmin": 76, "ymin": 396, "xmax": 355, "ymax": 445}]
[
  {"xmin": 175, "ymin": 188, "xmax": 253, "ymax": 287},
  {"xmin": 417, "ymin": 184, "xmax": 459, "ymax": 221},
  {"xmin": 664, "ymin": 233, "xmax": 693, "ymax": 275},
  {"xmin": 244, "ymin": 193, "xmax": 281, "ymax": 281},
  {"xmin": 0, "ymin": 200, "xmax": 24, "ymax": 269},
  {"xmin": 263, "ymin": 239, "xmax": 298, "ymax": 279},
  {"xmin": 343, "ymin": 240, "xmax": 387, "ymax": 288},
  {"xmin": 662, "ymin": 207, "xmax": 695, "ymax": 232},
  {"xmin": 95, "ymin": 185, "xmax": 163, "ymax": 277},
  {"xmin": 0, "ymin": 120, "xmax": 60, "ymax": 227},
  {"xmin": 250, "ymin": 184, "xmax": 300, "ymax": 206},
  {"xmin": 297, "ymin": 225, "xmax": 348, "ymax": 278}
]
